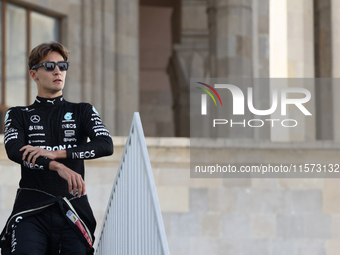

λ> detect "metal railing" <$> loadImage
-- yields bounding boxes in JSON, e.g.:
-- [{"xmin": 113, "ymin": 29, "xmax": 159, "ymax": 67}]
[{"xmin": 95, "ymin": 112, "xmax": 170, "ymax": 255}]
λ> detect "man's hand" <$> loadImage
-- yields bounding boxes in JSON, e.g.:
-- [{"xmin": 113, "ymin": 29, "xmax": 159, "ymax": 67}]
[
  {"xmin": 49, "ymin": 161, "xmax": 86, "ymax": 197},
  {"xmin": 20, "ymin": 145, "xmax": 66, "ymax": 165}
]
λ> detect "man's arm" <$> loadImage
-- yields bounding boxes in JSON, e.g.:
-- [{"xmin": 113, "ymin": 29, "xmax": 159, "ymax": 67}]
[
  {"xmin": 4, "ymin": 108, "xmax": 53, "ymax": 170},
  {"xmin": 65, "ymin": 104, "xmax": 113, "ymax": 160},
  {"xmin": 20, "ymin": 145, "xmax": 66, "ymax": 164},
  {"xmin": 5, "ymin": 108, "xmax": 85, "ymax": 197},
  {"xmin": 49, "ymin": 160, "xmax": 86, "ymax": 197},
  {"xmin": 21, "ymin": 104, "xmax": 113, "ymax": 164}
]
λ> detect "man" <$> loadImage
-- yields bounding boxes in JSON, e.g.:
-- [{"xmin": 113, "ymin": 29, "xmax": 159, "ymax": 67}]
[{"xmin": 0, "ymin": 41, "xmax": 113, "ymax": 254}]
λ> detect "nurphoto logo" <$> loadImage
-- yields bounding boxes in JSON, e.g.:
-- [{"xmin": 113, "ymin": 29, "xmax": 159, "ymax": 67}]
[
  {"xmin": 196, "ymin": 82, "xmax": 223, "ymax": 115},
  {"xmin": 196, "ymin": 82, "xmax": 312, "ymax": 128}
]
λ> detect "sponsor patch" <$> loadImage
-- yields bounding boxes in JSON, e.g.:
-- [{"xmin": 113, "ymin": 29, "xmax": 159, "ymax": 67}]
[
  {"xmin": 94, "ymin": 128, "xmax": 109, "ymax": 133},
  {"xmin": 30, "ymin": 115, "xmax": 41, "ymax": 123},
  {"xmin": 64, "ymin": 112, "xmax": 73, "ymax": 120},
  {"xmin": 92, "ymin": 106, "xmax": 99, "ymax": 115},
  {"xmin": 28, "ymin": 133, "xmax": 45, "ymax": 137},
  {"xmin": 64, "ymin": 138, "xmax": 77, "ymax": 142},
  {"xmin": 4, "ymin": 110, "xmax": 11, "ymax": 123},
  {"xmin": 28, "ymin": 140, "xmax": 45, "ymax": 144},
  {"xmin": 95, "ymin": 132, "xmax": 110, "ymax": 136},
  {"xmin": 29, "ymin": 125, "xmax": 44, "ymax": 131},
  {"xmin": 21, "ymin": 108, "xmax": 35, "ymax": 112},
  {"xmin": 4, "ymin": 135, "xmax": 18, "ymax": 144},
  {"xmin": 47, "ymin": 99, "xmax": 55, "ymax": 105},
  {"xmin": 62, "ymin": 123, "xmax": 76, "ymax": 129},
  {"xmin": 38, "ymin": 144, "xmax": 78, "ymax": 151},
  {"xmin": 65, "ymin": 130, "xmax": 75, "ymax": 137},
  {"xmin": 72, "ymin": 150, "xmax": 95, "ymax": 159},
  {"xmin": 23, "ymin": 161, "xmax": 44, "ymax": 170}
]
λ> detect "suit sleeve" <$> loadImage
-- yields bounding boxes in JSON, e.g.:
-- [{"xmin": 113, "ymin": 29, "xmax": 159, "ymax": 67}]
[
  {"xmin": 4, "ymin": 108, "xmax": 52, "ymax": 170},
  {"xmin": 65, "ymin": 104, "xmax": 113, "ymax": 160}
]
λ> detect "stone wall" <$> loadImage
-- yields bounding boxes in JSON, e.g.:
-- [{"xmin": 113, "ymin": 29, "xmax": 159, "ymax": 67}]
[
  {"xmin": 10, "ymin": 0, "xmax": 140, "ymax": 136},
  {"xmin": 161, "ymin": 140, "xmax": 340, "ymax": 255},
  {"xmin": 1, "ymin": 136, "xmax": 340, "ymax": 254}
]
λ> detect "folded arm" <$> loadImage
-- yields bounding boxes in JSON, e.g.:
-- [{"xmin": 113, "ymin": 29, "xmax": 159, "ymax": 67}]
[{"xmin": 4, "ymin": 108, "xmax": 85, "ymax": 197}]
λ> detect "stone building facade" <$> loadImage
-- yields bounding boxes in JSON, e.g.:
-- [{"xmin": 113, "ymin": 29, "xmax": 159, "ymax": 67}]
[
  {"xmin": 1, "ymin": 0, "xmax": 139, "ymax": 136},
  {"xmin": 1, "ymin": 0, "xmax": 340, "ymax": 255},
  {"xmin": 0, "ymin": 0, "xmax": 339, "ymax": 138}
]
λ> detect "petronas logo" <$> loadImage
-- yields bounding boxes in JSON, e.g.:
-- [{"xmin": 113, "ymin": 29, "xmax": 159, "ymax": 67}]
[{"xmin": 64, "ymin": 112, "xmax": 73, "ymax": 120}]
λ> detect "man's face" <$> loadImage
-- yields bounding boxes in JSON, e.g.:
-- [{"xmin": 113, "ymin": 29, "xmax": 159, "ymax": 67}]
[{"xmin": 30, "ymin": 51, "xmax": 67, "ymax": 98}]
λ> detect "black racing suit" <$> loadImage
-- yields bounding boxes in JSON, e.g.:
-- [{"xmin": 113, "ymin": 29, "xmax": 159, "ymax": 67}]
[{"xmin": 0, "ymin": 95, "xmax": 113, "ymax": 254}]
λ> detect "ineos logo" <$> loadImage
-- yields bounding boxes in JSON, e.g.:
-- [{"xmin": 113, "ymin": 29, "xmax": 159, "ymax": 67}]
[{"xmin": 30, "ymin": 115, "xmax": 40, "ymax": 123}]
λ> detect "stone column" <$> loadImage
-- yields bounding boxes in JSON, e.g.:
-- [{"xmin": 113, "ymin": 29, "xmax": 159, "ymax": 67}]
[
  {"xmin": 252, "ymin": 0, "xmax": 270, "ymax": 140},
  {"xmin": 80, "ymin": 0, "xmax": 93, "ymax": 103},
  {"xmin": 269, "ymin": 0, "xmax": 315, "ymax": 141},
  {"xmin": 102, "ymin": 0, "xmax": 116, "ymax": 134},
  {"xmin": 315, "ymin": 0, "xmax": 332, "ymax": 78},
  {"xmin": 168, "ymin": 0, "xmax": 209, "ymax": 137},
  {"xmin": 287, "ymin": 0, "xmax": 314, "ymax": 78},
  {"xmin": 270, "ymin": 0, "xmax": 314, "ymax": 78},
  {"xmin": 115, "ymin": 0, "xmax": 139, "ymax": 136},
  {"xmin": 215, "ymin": 0, "xmax": 253, "ymax": 139},
  {"xmin": 207, "ymin": 0, "xmax": 217, "ymax": 77},
  {"xmin": 63, "ymin": 0, "xmax": 82, "ymax": 102},
  {"xmin": 79, "ymin": 0, "xmax": 115, "ymax": 133},
  {"xmin": 314, "ymin": 0, "xmax": 333, "ymax": 140},
  {"xmin": 215, "ymin": 0, "xmax": 252, "ymax": 78},
  {"xmin": 91, "ymin": 0, "xmax": 103, "ymax": 114},
  {"xmin": 252, "ymin": 0, "xmax": 269, "ymax": 78},
  {"xmin": 287, "ymin": 0, "xmax": 315, "ymax": 142},
  {"xmin": 331, "ymin": 0, "xmax": 340, "ymax": 141}
]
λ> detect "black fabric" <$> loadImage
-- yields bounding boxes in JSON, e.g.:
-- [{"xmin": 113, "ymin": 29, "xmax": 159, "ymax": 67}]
[
  {"xmin": 0, "ymin": 190, "xmax": 96, "ymax": 255},
  {"xmin": 3, "ymin": 95, "xmax": 113, "ymax": 196},
  {"xmin": 10, "ymin": 203, "xmax": 86, "ymax": 255},
  {"xmin": 0, "ymin": 96, "xmax": 113, "ymax": 254}
]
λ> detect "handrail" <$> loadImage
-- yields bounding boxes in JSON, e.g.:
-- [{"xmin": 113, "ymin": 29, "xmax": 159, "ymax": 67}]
[{"xmin": 95, "ymin": 112, "xmax": 170, "ymax": 255}]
